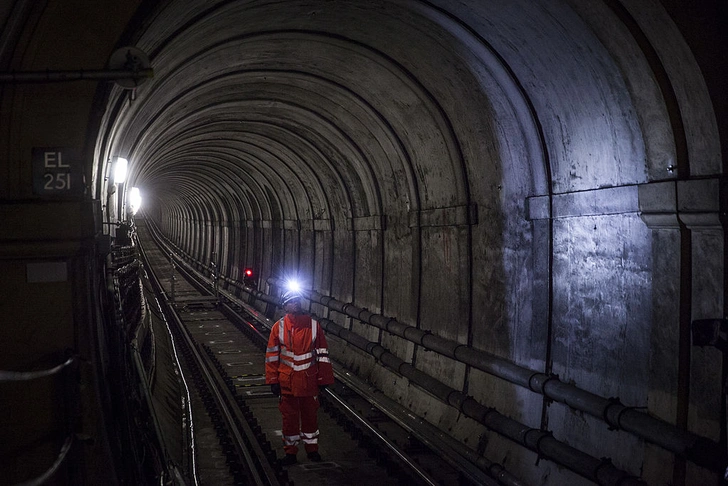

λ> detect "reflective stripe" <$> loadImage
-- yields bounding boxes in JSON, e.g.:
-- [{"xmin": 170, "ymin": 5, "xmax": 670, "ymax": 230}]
[
  {"xmin": 301, "ymin": 430, "xmax": 319, "ymax": 444},
  {"xmin": 280, "ymin": 318, "xmax": 316, "ymax": 346},
  {"xmin": 278, "ymin": 358, "xmax": 314, "ymax": 371},
  {"xmin": 276, "ymin": 317, "xmax": 325, "ymax": 372},
  {"xmin": 315, "ymin": 347, "xmax": 329, "ymax": 363},
  {"xmin": 266, "ymin": 346, "xmax": 279, "ymax": 353},
  {"xmin": 283, "ymin": 434, "xmax": 300, "ymax": 446},
  {"xmin": 265, "ymin": 356, "xmax": 279, "ymax": 363},
  {"xmin": 280, "ymin": 349, "xmax": 314, "ymax": 361}
]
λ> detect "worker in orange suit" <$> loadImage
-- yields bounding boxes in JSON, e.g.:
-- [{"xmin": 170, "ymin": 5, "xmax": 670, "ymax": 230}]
[{"xmin": 265, "ymin": 289, "xmax": 334, "ymax": 466}]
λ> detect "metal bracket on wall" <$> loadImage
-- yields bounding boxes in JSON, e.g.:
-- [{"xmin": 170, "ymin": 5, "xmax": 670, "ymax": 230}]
[{"xmin": 0, "ymin": 46, "xmax": 152, "ymax": 87}]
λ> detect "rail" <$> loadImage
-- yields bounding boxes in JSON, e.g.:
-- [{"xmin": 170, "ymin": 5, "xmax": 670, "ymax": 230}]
[
  {"xmin": 141, "ymin": 218, "xmax": 644, "ymax": 485},
  {"xmin": 0, "ymin": 356, "xmax": 75, "ymax": 382},
  {"xmin": 268, "ymin": 278, "xmax": 728, "ymax": 475},
  {"xmin": 107, "ymin": 242, "xmax": 178, "ymax": 484},
  {"xmin": 136, "ymin": 231, "xmax": 280, "ymax": 485}
]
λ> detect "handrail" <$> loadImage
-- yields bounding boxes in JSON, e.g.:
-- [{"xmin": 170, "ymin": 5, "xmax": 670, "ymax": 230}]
[
  {"xmin": 2, "ymin": 356, "xmax": 77, "ymax": 485},
  {"xmin": 12, "ymin": 435, "xmax": 74, "ymax": 486},
  {"xmin": 0, "ymin": 356, "xmax": 75, "ymax": 382}
]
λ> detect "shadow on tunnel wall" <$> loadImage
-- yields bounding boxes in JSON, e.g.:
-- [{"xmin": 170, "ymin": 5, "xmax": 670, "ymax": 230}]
[{"xmin": 93, "ymin": 0, "xmax": 727, "ymax": 484}]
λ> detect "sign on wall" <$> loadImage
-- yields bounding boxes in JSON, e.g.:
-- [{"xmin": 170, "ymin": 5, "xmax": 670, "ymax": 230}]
[{"xmin": 32, "ymin": 148, "xmax": 84, "ymax": 197}]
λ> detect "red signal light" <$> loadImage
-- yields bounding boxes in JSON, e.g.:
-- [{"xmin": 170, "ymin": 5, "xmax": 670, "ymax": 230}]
[{"xmin": 243, "ymin": 268, "xmax": 256, "ymax": 287}]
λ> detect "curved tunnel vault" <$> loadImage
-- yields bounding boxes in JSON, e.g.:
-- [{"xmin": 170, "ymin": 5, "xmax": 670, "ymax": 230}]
[{"xmin": 85, "ymin": 0, "xmax": 724, "ymax": 484}]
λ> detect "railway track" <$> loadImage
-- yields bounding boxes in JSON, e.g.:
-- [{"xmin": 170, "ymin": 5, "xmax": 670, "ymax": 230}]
[{"xmin": 135, "ymin": 218, "xmax": 504, "ymax": 486}]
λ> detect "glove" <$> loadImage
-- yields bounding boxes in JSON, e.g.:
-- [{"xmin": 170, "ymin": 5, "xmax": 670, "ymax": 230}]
[
  {"xmin": 319, "ymin": 384, "xmax": 328, "ymax": 392},
  {"xmin": 270, "ymin": 383, "xmax": 281, "ymax": 396}
]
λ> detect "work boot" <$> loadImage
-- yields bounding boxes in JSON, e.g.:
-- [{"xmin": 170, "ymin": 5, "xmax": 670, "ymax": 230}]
[
  {"xmin": 307, "ymin": 451, "xmax": 322, "ymax": 462},
  {"xmin": 280, "ymin": 454, "xmax": 297, "ymax": 466}
]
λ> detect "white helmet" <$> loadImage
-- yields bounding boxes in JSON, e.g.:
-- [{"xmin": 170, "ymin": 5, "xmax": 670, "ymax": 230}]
[{"xmin": 281, "ymin": 289, "xmax": 302, "ymax": 305}]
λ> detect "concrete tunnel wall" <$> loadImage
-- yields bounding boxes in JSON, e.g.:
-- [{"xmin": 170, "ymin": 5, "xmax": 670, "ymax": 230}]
[
  {"xmin": 1, "ymin": 0, "xmax": 725, "ymax": 485},
  {"xmin": 93, "ymin": 1, "xmax": 725, "ymax": 485}
]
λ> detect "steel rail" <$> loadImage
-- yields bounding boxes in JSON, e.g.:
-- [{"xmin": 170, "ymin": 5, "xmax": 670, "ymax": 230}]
[
  {"xmin": 218, "ymin": 296, "xmax": 510, "ymax": 486},
  {"xmin": 137, "ymin": 239, "xmax": 201, "ymax": 484},
  {"xmin": 323, "ymin": 388, "xmax": 442, "ymax": 486},
  {"xmin": 316, "ymin": 314, "xmax": 645, "ymax": 486},
  {"xmin": 166, "ymin": 305, "xmax": 269, "ymax": 486},
  {"xmin": 0, "ymin": 356, "xmax": 75, "ymax": 382},
  {"xmin": 334, "ymin": 370, "xmax": 511, "ymax": 486},
  {"xmin": 144, "ymin": 218, "xmax": 526, "ymax": 485},
  {"xmin": 138, "ymin": 239, "xmax": 277, "ymax": 485},
  {"xmin": 267, "ymin": 278, "xmax": 726, "ymax": 474}
]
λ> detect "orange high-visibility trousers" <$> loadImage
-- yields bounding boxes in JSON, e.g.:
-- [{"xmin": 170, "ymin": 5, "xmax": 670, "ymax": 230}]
[{"xmin": 279, "ymin": 394, "xmax": 320, "ymax": 454}]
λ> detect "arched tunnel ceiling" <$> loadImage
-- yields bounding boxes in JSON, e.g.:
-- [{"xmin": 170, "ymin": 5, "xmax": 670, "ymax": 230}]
[
  {"xmin": 1, "ymin": 1, "xmax": 725, "ymax": 483},
  {"xmin": 95, "ymin": 0, "xmax": 719, "ymax": 233},
  {"xmin": 99, "ymin": 0, "xmax": 545, "ymax": 223}
]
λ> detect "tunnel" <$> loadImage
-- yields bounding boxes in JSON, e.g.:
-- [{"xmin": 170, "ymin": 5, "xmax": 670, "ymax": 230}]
[{"xmin": 1, "ymin": 1, "xmax": 726, "ymax": 485}]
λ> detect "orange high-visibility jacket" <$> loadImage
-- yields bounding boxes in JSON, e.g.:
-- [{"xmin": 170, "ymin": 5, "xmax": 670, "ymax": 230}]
[{"xmin": 265, "ymin": 313, "xmax": 334, "ymax": 396}]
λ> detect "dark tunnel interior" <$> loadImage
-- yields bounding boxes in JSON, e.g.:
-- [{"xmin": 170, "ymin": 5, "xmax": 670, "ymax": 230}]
[{"xmin": 1, "ymin": 1, "xmax": 726, "ymax": 485}]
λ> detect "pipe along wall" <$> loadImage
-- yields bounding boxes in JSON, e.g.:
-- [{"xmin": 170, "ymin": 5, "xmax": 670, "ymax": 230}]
[
  {"xmin": 146, "ymin": 219, "xmax": 723, "ymax": 484},
  {"xmin": 146, "ymin": 221, "xmax": 728, "ymax": 486},
  {"xmin": 266, "ymin": 278, "xmax": 726, "ymax": 477},
  {"xmin": 325, "ymin": 313, "xmax": 646, "ymax": 485}
]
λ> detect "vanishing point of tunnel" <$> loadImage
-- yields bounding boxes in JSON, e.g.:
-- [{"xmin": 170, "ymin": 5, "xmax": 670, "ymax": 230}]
[{"xmin": 1, "ymin": 1, "xmax": 726, "ymax": 485}]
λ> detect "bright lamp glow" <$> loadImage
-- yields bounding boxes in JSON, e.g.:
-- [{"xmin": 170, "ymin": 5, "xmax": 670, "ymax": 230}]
[
  {"xmin": 286, "ymin": 279, "xmax": 301, "ymax": 292},
  {"xmin": 114, "ymin": 157, "xmax": 128, "ymax": 183},
  {"xmin": 128, "ymin": 187, "xmax": 142, "ymax": 215}
]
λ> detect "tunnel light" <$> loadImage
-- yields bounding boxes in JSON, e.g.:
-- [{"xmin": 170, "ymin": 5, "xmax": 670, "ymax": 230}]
[
  {"xmin": 128, "ymin": 186, "xmax": 142, "ymax": 215},
  {"xmin": 113, "ymin": 157, "xmax": 128, "ymax": 183}
]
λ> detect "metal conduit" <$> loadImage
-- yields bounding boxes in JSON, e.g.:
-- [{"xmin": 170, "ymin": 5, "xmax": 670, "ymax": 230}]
[
  {"xmin": 267, "ymin": 279, "xmax": 726, "ymax": 473},
  {"xmin": 0, "ymin": 356, "xmax": 75, "ymax": 382},
  {"xmin": 146, "ymin": 232, "xmax": 513, "ymax": 484},
  {"xmin": 0, "ymin": 69, "xmax": 153, "ymax": 83},
  {"xmin": 130, "ymin": 344, "xmax": 173, "ymax": 476},
  {"xmin": 148, "ymin": 228, "xmax": 636, "ymax": 483},
  {"xmin": 315, "ymin": 314, "xmax": 644, "ymax": 486},
  {"xmin": 13, "ymin": 435, "xmax": 75, "ymax": 486},
  {"xmin": 170, "ymin": 259, "xmax": 515, "ymax": 485},
  {"xmin": 2, "ymin": 357, "xmax": 78, "ymax": 486}
]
